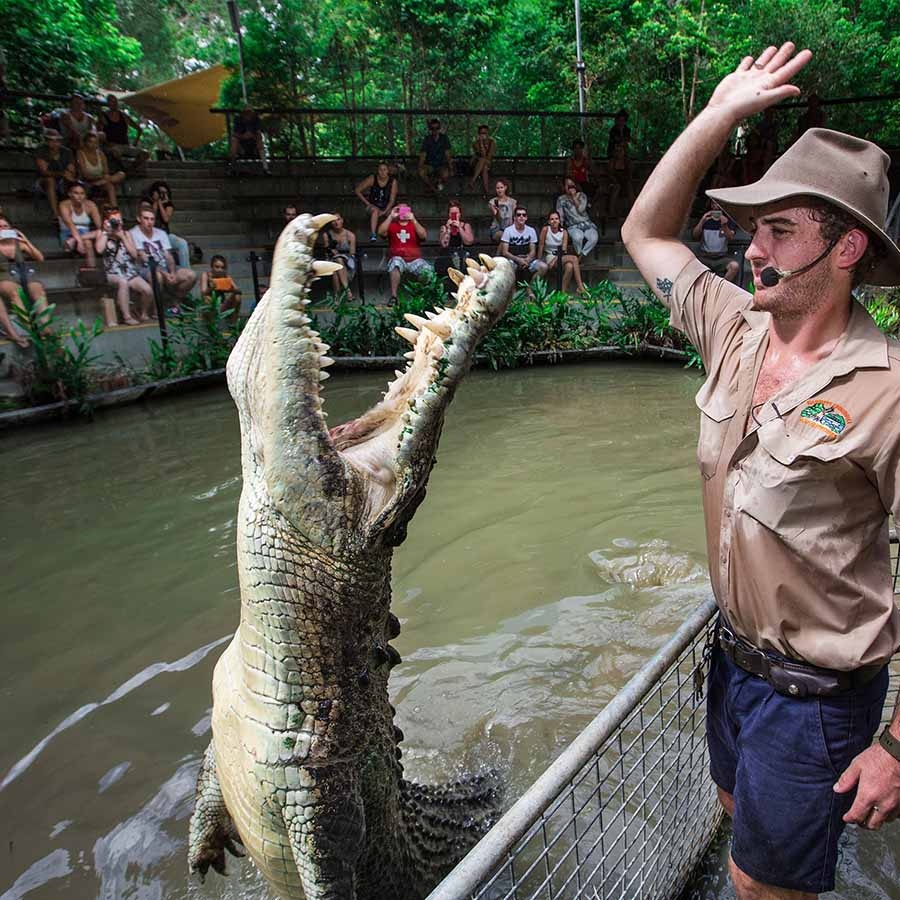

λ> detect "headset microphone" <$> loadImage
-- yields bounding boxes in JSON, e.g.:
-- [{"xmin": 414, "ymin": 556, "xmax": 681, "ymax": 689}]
[{"xmin": 758, "ymin": 239, "xmax": 839, "ymax": 288}]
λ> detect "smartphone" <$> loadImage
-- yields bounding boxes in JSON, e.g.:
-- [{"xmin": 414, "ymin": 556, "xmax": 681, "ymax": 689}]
[
  {"xmin": 397, "ymin": 204, "xmax": 412, "ymax": 219},
  {"xmin": 449, "ymin": 210, "xmax": 460, "ymax": 223},
  {"xmin": 0, "ymin": 228, "xmax": 18, "ymax": 240}
]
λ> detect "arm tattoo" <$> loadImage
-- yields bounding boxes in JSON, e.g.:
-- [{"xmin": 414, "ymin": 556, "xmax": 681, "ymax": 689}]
[{"xmin": 656, "ymin": 277, "xmax": 673, "ymax": 303}]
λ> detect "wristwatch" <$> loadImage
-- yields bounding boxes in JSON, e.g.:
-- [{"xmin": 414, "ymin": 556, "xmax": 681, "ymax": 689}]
[{"xmin": 879, "ymin": 725, "xmax": 900, "ymax": 763}]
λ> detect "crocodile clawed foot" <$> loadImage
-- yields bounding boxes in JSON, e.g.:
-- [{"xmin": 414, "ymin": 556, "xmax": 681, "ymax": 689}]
[{"xmin": 189, "ymin": 833, "xmax": 245, "ymax": 882}]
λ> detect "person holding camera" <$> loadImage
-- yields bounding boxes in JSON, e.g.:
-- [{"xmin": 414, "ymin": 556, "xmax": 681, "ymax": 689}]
[
  {"xmin": 95, "ymin": 205, "xmax": 151, "ymax": 326},
  {"xmin": 691, "ymin": 202, "xmax": 739, "ymax": 282},
  {"xmin": 377, "ymin": 203, "xmax": 432, "ymax": 304},
  {"xmin": 0, "ymin": 217, "xmax": 49, "ymax": 349}
]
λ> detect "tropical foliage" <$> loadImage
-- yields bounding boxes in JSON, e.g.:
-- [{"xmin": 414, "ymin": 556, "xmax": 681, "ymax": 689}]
[{"xmin": 2, "ymin": 0, "xmax": 898, "ymax": 152}]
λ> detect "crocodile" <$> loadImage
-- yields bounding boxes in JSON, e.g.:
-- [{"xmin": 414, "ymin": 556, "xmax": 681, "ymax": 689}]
[{"xmin": 188, "ymin": 213, "xmax": 516, "ymax": 900}]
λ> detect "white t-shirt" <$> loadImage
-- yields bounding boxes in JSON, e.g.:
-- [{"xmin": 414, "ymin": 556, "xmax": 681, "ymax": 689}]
[
  {"xmin": 501, "ymin": 224, "xmax": 538, "ymax": 256},
  {"xmin": 129, "ymin": 226, "xmax": 172, "ymax": 269}
]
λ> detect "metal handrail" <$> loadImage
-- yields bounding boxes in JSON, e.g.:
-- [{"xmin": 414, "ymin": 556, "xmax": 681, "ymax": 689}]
[{"xmin": 426, "ymin": 598, "xmax": 718, "ymax": 900}]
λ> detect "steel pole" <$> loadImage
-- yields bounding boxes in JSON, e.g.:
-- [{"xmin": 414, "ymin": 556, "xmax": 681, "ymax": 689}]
[
  {"xmin": 227, "ymin": 0, "xmax": 249, "ymax": 105},
  {"xmin": 574, "ymin": 0, "xmax": 587, "ymax": 140}
]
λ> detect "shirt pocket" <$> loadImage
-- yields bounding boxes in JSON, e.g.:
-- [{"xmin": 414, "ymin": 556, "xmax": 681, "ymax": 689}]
[
  {"xmin": 695, "ymin": 392, "xmax": 736, "ymax": 480},
  {"xmin": 740, "ymin": 424, "xmax": 850, "ymax": 540}
]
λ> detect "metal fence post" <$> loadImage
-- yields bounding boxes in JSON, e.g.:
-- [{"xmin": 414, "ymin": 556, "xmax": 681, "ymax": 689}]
[
  {"xmin": 355, "ymin": 250, "xmax": 365, "ymax": 304},
  {"xmin": 248, "ymin": 251, "xmax": 262, "ymax": 307},
  {"xmin": 147, "ymin": 256, "xmax": 169, "ymax": 351},
  {"xmin": 556, "ymin": 247, "xmax": 563, "ymax": 291}
]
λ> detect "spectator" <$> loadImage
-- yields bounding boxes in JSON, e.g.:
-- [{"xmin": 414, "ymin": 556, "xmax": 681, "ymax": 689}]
[
  {"xmin": 795, "ymin": 91, "xmax": 825, "ymax": 139},
  {"xmin": 488, "ymin": 178, "xmax": 517, "ymax": 245},
  {"xmin": 757, "ymin": 107, "xmax": 779, "ymax": 169},
  {"xmin": 556, "ymin": 177, "xmax": 599, "ymax": 258},
  {"xmin": 141, "ymin": 182, "xmax": 191, "ymax": 268},
  {"xmin": 691, "ymin": 203, "xmax": 739, "ymax": 283},
  {"xmin": 58, "ymin": 182, "xmax": 101, "ymax": 269},
  {"xmin": 129, "ymin": 207, "xmax": 197, "ymax": 302},
  {"xmin": 283, "ymin": 203, "xmax": 298, "ymax": 224},
  {"xmin": 59, "ymin": 94, "xmax": 97, "ymax": 151},
  {"xmin": 95, "ymin": 204, "xmax": 151, "ymax": 326},
  {"xmin": 467, "ymin": 124, "xmax": 496, "ymax": 196},
  {"xmin": 740, "ymin": 130, "xmax": 766, "ymax": 186},
  {"xmin": 606, "ymin": 109, "xmax": 635, "ymax": 217},
  {"xmin": 418, "ymin": 118, "xmax": 452, "ymax": 193},
  {"xmin": 228, "ymin": 106, "xmax": 269, "ymax": 174},
  {"xmin": 354, "ymin": 162, "xmax": 398, "ymax": 241},
  {"xmin": 77, "ymin": 132, "xmax": 125, "ymax": 206},
  {"xmin": 537, "ymin": 210, "xmax": 587, "ymax": 294},
  {"xmin": 438, "ymin": 199, "xmax": 475, "ymax": 273},
  {"xmin": 98, "ymin": 94, "xmax": 148, "ymax": 174},
  {"xmin": 34, "ymin": 129, "xmax": 76, "ymax": 218},
  {"xmin": 200, "ymin": 254, "xmax": 242, "ymax": 323},
  {"xmin": 377, "ymin": 203, "xmax": 432, "ymax": 304},
  {"xmin": 566, "ymin": 138, "xmax": 598, "ymax": 198},
  {"xmin": 0, "ymin": 217, "xmax": 49, "ymax": 348},
  {"xmin": 500, "ymin": 207, "xmax": 547, "ymax": 286},
  {"xmin": 322, "ymin": 214, "xmax": 357, "ymax": 299}
]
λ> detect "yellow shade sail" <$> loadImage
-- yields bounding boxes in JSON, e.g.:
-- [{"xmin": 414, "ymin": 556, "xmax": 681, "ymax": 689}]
[{"xmin": 117, "ymin": 65, "xmax": 230, "ymax": 149}]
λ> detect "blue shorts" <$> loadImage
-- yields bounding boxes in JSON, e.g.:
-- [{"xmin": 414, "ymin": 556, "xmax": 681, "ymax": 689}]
[{"xmin": 706, "ymin": 643, "xmax": 888, "ymax": 893}]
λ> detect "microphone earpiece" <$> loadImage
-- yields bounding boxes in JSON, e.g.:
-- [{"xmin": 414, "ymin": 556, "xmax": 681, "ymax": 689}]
[{"xmin": 759, "ymin": 267, "xmax": 783, "ymax": 287}]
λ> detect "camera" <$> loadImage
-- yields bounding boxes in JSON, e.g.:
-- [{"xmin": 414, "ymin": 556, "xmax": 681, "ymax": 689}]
[
  {"xmin": 109, "ymin": 216, "xmax": 121, "ymax": 229},
  {"xmin": 0, "ymin": 228, "xmax": 18, "ymax": 240}
]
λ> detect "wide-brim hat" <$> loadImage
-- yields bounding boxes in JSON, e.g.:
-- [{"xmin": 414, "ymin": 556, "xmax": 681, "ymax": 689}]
[{"xmin": 707, "ymin": 128, "xmax": 900, "ymax": 286}]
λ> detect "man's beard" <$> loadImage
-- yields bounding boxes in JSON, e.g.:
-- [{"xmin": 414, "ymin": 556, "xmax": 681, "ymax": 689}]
[{"xmin": 750, "ymin": 263, "xmax": 831, "ymax": 321}]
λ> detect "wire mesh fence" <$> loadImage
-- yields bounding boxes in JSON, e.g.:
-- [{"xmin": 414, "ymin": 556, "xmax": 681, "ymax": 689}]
[{"xmin": 428, "ymin": 536, "xmax": 900, "ymax": 900}]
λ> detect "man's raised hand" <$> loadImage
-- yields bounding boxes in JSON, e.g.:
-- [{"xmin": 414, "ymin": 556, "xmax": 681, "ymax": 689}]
[{"xmin": 706, "ymin": 42, "xmax": 812, "ymax": 123}]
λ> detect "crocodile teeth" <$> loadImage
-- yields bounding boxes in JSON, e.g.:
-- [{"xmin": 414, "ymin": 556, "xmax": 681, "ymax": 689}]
[
  {"xmin": 425, "ymin": 310, "xmax": 438, "ymax": 320},
  {"xmin": 312, "ymin": 261, "xmax": 343, "ymax": 276},
  {"xmin": 403, "ymin": 313, "xmax": 428, "ymax": 330},
  {"xmin": 423, "ymin": 320, "xmax": 451, "ymax": 339},
  {"xmin": 465, "ymin": 258, "xmax": 481, "ymax": 272},
  {"xmin": 404, "ymin": 351, "xmax": 415, "ymax": 360},
  {"xmin": 478, "ymin": 254, "xmax": 496, "ymax": 270},
  {"xmin": 394, "ymin": 369, "xmax": 404, "ymax": 378},
  {"xmin": 318, "ymin": 370, "xmax": 330, "ymax": 381},
  {"xmin": 311, "ymin": 213, "xmax": 338, "ymax": 229},
  {"xmin": 395, "ymin": 327, "xmax": 419, "ymax": 345},
  {"xmin": 317, "ymin": 343, "xmax": 331, "ymax": 353},
  {"xmin": 447, "ymin": 268, "xmax": 464, "ymax": 286},
  {"xmin": 319, "ymin": 356, "xmax": 335, "ymax": 367}
]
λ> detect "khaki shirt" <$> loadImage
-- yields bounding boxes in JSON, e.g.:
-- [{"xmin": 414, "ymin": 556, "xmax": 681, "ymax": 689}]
[{"xmin": 669, "ymin": 257, "xmax": 900, "ymax": 670}]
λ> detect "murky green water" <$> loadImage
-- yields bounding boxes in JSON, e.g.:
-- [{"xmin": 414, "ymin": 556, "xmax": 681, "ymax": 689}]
[{"xmin": 1, "ymin": 363, "xmax": 896, "ymax": 899}]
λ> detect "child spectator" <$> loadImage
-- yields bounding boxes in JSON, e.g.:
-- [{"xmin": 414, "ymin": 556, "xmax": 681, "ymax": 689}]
[
  {"xmin": 354, "ymin": 162, "xmax": 398, "ymax": 241},
  {"xmin": 129, "ymin": 207, "xmax": 197, "ymax": 302},
  {"xmin": 201, "ymin": 255, "xmax": 242, "ymax": 323},
  {"xmin": 34, "ymin": 130, "xmax": 76, "ymax": 218},
  {"xmin": 95, "ymin": 204, "xmax": 151, "ymax": 326},
  {"xmin": 467, "ymin": 124, "xmax": 496, "ymax": 197},
  {"xmin": 141, "ymin": 182, "xmax": 190, "ymax": 268},
  {"xmin": 438, "ymin": 199, "xmax": 475, "ymax": 274},
  {"xmin": 0, "ymin": 217, "xmax": 49, "ymax": 348},
  {"xmin": 418, "ymin": 119, "xmax": 452, "ymax": 193},
  {"xmin": 98, "ymin": 94, "xmax": 148, "ymax": 174},
  {"xmin": 322, "ymin": 214, "xmax": 357, "ymax": 299},
  {"xmin": 556, "ymin": 177, "xmax": 599, "ymax": 258},
  {"xmin": 77, "ymin": 132, "xmax": 125, "ymax": 206},
  {"xmin": 59, "ymin": 95, "xmax": 97, "ymax": 151},
  {"xmin": 58, "ymin": 182, "xmax": 101, "ymax": 269},
  {"xmin": 488, "ymin": 178, "xmax": 517, "ymax": 245},
  {"xmin": 537, "ymin": 210, "xmax": 587, "ymax": 294},
  {"xmin": 377, "ymin": 203, "xmax": 432, "ymax": 305}
]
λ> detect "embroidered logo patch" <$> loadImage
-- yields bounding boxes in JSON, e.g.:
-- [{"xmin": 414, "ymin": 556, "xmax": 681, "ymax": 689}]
[{"xmin": 799, "ymin": 400, "xmax": 851, "ymax": 438}]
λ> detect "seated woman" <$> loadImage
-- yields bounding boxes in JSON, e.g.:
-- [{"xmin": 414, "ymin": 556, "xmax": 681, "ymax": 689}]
[
  {"xmin": 354, "ymin": 162, "xmax": 398, "ymax": 241},
  {"xmin": 537, "ymin": 210, "xmax": 587, "ymax": 294},
  {"xmin": 58, "ymin": 181, "xmax": 101, "ymax": 269},
  {"xmin": 95, "ymin": 204, "xmax": 151, "ymax": 326},
  {"xmin": 556, "ymin": 177, "xmax": 599, "ymax": 258},
  {"xmin": 0, "ymin": 217, "xmax": 50, "ymax": 348},
  {"xmin": 487, "ymin": 178, "xmax": 516, "ymax": 245},
  {"xmin": 322, "ymin": 215, "xmax": 357, "ymax": 299},
  {"xmin": 141, "ymin": 181, "xmax": 190, "ymax": 268},
  {"xmin": 76, "ymin": 132, "xmax": 125, "ymax": 206},
  {"xmin": 438, "ymin": 199, "xmax": 475, "ymax": 273},
  {"xmin": 200, "ymin": 254, "xmax": 242, "ymax": 323},
  {"xmin": 467, "ymin": 124, "xmax": 496, "ymax": 196}
]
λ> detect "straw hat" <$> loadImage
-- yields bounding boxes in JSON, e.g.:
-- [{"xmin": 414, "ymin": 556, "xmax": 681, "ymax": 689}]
[{"xmin": 707, "ymin": 128, "xmax": 900, "ymax": 286}]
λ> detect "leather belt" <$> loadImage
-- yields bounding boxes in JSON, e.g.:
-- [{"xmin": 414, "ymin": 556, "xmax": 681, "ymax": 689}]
[{"xmin": 718, "ymin": 622, "xmax": 882, "ymax": 698}]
